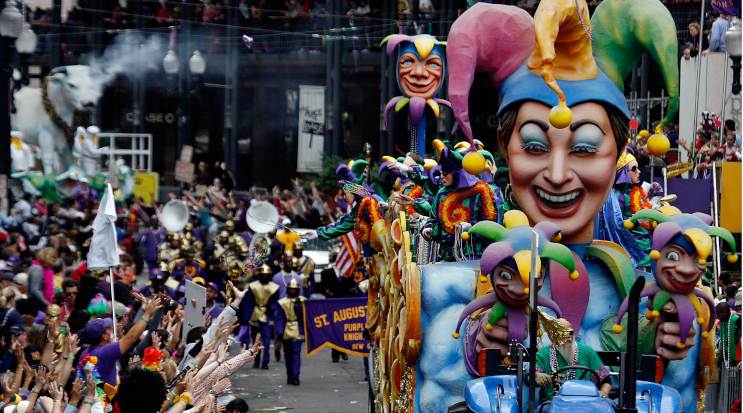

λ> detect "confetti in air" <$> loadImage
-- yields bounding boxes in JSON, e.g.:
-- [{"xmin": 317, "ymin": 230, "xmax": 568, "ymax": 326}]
[{"xmin": 243, "ymin": 35, "xmax": 254, "ymax": 48}]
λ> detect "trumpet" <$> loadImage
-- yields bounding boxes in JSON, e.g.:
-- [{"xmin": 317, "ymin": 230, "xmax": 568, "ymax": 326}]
[{"xmin": 666, "ymin": 162, "xmax": 692, "ymax": 178}]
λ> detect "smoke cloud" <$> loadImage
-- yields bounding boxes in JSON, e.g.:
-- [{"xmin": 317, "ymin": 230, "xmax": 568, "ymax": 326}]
[{"xmin": 83, "ymin": 31, "xmax": 167, "ymax": 92}]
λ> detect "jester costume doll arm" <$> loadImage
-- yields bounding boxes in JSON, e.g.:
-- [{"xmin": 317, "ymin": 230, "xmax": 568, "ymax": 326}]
[
  {"xmin": 452, "ymin": 211, "xmax": 580, "ymax": 376},
  {"xmin": 613, "ymin": 209, "xmax": 738, "ymax": 358}
]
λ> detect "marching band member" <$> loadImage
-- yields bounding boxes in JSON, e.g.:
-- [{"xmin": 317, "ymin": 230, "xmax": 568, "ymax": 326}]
[
  {"xmin": 291, "ymin": 240, "xmax": 315, "ymax": 298},
  {"xmin": 274, "ymin": 278, "xmax": 306, "ymax": 385}
]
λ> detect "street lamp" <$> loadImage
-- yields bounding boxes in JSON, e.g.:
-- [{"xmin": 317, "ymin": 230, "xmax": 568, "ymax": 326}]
[
  {"xmin": 188, "ymin": 50, "xmax": 205, "ymax": 96},
  {"xmin": 15, "ymin": 22, "xmax": 36, "ymax": 86},
  {"xmin": 0, "ymin": 0, "xmax": 22, "ymax": 39},
  {"xmin": 725, "ymin": 17, "xmax": 742, "ymax": 95},
  {"xmin": 163, "ymin": 49, "xmax": 179, "ymax": 95}
]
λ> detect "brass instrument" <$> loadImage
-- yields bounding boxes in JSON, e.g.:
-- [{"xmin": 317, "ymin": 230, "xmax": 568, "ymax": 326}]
[{"xmin": 666, "ymin": 162, "xmax": 692, "ymax": 178}]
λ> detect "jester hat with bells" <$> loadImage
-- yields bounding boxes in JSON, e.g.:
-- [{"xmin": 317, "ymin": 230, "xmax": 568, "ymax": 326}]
[
  {"xmin": 452, "ymin": 210, "xmax": 579, "ymax": 343},
  {"xmin": 432, "ymin": 139, "xmax": 479, "ymax": 190},
  {"xmin": 448, "ymin": 0, "xmax": 678, "ymax": 132},
  {"xmin": 382, "ymin": 34, "xmax": 465, "ymax": 155},
  {"xmin": 613, "ymin": 210, "xmax": 738, "ymax": 347},
  {"xmin": 336, "ymin": 159, "xmax": 375, "ymax": 201}
]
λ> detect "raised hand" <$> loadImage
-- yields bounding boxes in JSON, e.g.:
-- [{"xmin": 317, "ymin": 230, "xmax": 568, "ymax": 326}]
[
  {"xmin": 211, "ymin": 377, "xmax": 231, "ymax": 394},
  {"xmin": 49, "ymin": 380, "xmax": 64, "ymax": 401},
  {"xmin": 251, "ymin": 333, "xmax": 264, "ymax": 354},
  {"xmin": 69, "ymin": 377, "xmax": 84, "ymax": 405},
  {"xmin": 185, "ymin": 369, "xmax": 197, "ymax": 394},
  {"xmin": 33, "ymin": 366, "xmax": 48, "ymax": 392},
  {"xmin": 228, "ymin": 281, "xmax": 247, "ymax": 303},
  {"xmin": 151, "ymin": 331, "xmax": 162, "ymax": 350},
  {"xmin": 129, "ymin": 355, "xmax": 141, "ymax": 365},
  {"xmin": 66, "ymin": 333, "xmax": 81, "ymax": 358}
]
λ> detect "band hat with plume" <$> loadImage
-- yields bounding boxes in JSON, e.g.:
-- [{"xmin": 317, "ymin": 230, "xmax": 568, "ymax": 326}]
[{"xmin": 452, "ymin": 210, "xmax": 578, "ymax": 340}]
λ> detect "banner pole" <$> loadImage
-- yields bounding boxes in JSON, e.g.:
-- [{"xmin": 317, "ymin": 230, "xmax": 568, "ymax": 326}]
[{"xmin": 110, "ymin": 267, "xmax": 117, "ymax": 341}]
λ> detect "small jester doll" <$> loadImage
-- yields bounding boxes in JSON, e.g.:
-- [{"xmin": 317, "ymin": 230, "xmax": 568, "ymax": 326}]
[
  {"xmin": 381, "ymin": 34, "xmax": 465, "ymax": 156},
  {"xmin": 613, "ymin": 209, "xmax": 738, "ymax": 351},
  {"xmin": 453, "ymin": 210, "xmax": 580, "ymax": 376}
]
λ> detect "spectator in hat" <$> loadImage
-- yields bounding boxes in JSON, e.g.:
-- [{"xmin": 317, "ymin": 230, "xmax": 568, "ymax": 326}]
[
  {"xmin": 0, "ymin": 250, "xmax": 18, "ymax": 272},
  {"xmin": 73, "ymin": 177, "xmax": 97, "ymax": 210},
  {"xmin": 0, "ymin": 273, "xmax": 14, "ymax": 290},
  {"xmin": 10, "ymin": 273, "xmax": 27, "ymax": 300},
  {"xmin": 205, "ymin": 282, "xmax": 223, "ymax": 319},
  {"xmin": 275, "ymin": 218, "xmax": 300, "ymax": 253},
  {"xmin": 78, "ymin": 294, "xmax": 165, "ymax": 386}
]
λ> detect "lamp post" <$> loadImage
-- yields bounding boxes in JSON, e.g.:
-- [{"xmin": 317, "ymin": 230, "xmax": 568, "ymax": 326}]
[
  {"xmin": 163, "ymin": 50, "xmax": 179, "ymax": 95},
  {"xmin": 188, "ymin": 50, "xmax": 205, "ymax": 96},
  {"xmin": 725, "ymin": 17, "xmax": 741, "ymax": 95},
  {"xmin": 163, "ymin": 48, "xmax": 206, "ymax": 167},
  {"xmin": 15, "ymin": 22, "xmax": 36, "ymax": 86},
  {"xmin": 0, "ymin": 0, "xmax": 23, "ymax": 183}
]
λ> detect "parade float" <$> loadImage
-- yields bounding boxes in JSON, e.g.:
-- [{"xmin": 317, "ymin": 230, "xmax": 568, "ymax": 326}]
[
  {"xmin": 10, "ymin": 66, "xmax": 140, "ymax": 203},
  {"xmin": 356, "ymin": 0, "xmax": 739, "ymax": 412}
]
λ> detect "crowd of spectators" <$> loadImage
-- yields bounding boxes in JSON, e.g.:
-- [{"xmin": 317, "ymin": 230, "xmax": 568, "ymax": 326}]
[{"xmin": 0, "ymin": 152, "xmax": 368, "ymax": 412}]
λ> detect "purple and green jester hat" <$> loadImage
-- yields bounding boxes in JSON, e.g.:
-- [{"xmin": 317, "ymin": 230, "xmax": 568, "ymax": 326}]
[
  {"xmin": 452, "ymin": 211, "xmax": 579, "ymax": 366},
  {"xmin": 613, "ymin": 208, "xmax": 738, "ymax": 347},
  {"xmin": 336, "ymin": 159, "xmax": 379, "ymax": 201},
  {"xmin": 381, "ymin": 34, "xmax": 466, "ymax": 156},
  {"xmin": 432, "ymin": 139, "xmax": 479, "ymax": 191}
]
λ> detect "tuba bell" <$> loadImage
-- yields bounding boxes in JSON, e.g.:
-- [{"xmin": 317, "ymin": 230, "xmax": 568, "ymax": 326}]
[{"xmin": 160, "ymin": 200, "xmax": 190, "ymax": 233}]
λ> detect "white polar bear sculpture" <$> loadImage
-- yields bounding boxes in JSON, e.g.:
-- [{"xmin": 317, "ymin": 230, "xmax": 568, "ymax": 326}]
[{"xmin": 11, "ymin": 65, "xmax": 102, "ymax": 174}]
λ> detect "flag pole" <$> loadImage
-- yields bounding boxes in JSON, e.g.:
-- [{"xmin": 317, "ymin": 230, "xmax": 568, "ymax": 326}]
[{"xmin": 110, "ymin": 267, "xmax": 117, "ymax": 341}]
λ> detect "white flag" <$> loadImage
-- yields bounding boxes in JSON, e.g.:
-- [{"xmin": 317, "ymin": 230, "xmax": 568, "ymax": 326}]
[{"xmin": 87, "ymin": 183, "xmax": 120, "ymax": 270}]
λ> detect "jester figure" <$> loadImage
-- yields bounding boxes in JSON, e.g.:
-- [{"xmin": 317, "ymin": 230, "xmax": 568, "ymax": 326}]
[
  {"xmin": 381, "ymin": 34, "xmax": 463, "ymax": 156},
  {"xmin": 379, "ymin": 155, "xmax": 425, "ymax": 216},
  {"xmin": 305, "ymin": 160, "xmax": 384, "ymax": 257},
  {"xmin": 612, "ymin": 209, "xmax": 738, "ymax": 359},
  {"xmin": 402, "ymin": 140, "xmax": 496, "ymax": 262},
  {"xmin": 613, "ymin": 148, "xmax": 655, "ymax": 268},
  {"xmin": 453, "ymin": 210, "xmax": 580, "ymax": 376}
]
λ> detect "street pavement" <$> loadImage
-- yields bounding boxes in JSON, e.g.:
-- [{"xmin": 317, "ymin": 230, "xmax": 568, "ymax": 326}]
[{"xmin": 225, "ymin": 341, "xmax": 370, "ymax": 413}]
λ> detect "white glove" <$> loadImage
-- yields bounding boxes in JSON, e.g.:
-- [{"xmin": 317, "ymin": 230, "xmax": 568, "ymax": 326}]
[
  {"xmin": 304, "ymin": 231, "xmax": 318, "ymax": 240},
  {"xmin": 458, "ymin": 222, "xmax": 471, "ymax": 232},
  {"xmin": 395, "ymin": 163, "xmax": 409, "ymax": 174},
  {"xmin": 599, "ymin": 390, "xmax": 609, "ymax": 398}
]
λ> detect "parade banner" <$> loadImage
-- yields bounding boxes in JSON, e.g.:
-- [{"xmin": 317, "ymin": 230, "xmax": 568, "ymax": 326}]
[
  {"xmin": 303, "ymin": 297, "xmax": 371, "ymax": 357},
  {"xmin": 711, "ymin": 0, "xmax": 741, "ymax": 18},
  {"xmin": 296, "ymin": 85, "xmax": 325, "ymax": 173}
]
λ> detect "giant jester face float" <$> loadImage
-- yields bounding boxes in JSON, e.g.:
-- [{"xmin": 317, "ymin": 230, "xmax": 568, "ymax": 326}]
[
  {"xmin": 447, "ymin": 0, "xmax": 679, "ymax": 243},
  {"xmin": 385, "ymin": 34, "xmax": 446, "ymax": 100}
]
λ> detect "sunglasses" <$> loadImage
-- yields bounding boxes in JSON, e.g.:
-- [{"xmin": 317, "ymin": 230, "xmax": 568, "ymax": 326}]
[
  {"xmin": 567, "ymin": 329, "xmax": 574, "ymax": 336},
  {"xmin": 65, "ymin": 291, "xmax": 78, "ymax": 297},
  {"xmin": 440, "ymin": 171, "xmax": 451, "ymax": 177},
  {"xmin": 630, "ymin": 166, "xmax": 638, "ymax": 172}
]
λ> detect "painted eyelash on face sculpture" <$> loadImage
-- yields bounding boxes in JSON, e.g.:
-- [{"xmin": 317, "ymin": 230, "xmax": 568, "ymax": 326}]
[
  {"xmin": 569, "ymin": 145, "xmax": 599, "ymax": 154},
  {"xmin": 520, "ymin": 142, "xmax": 549, "ymax": 152}
]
